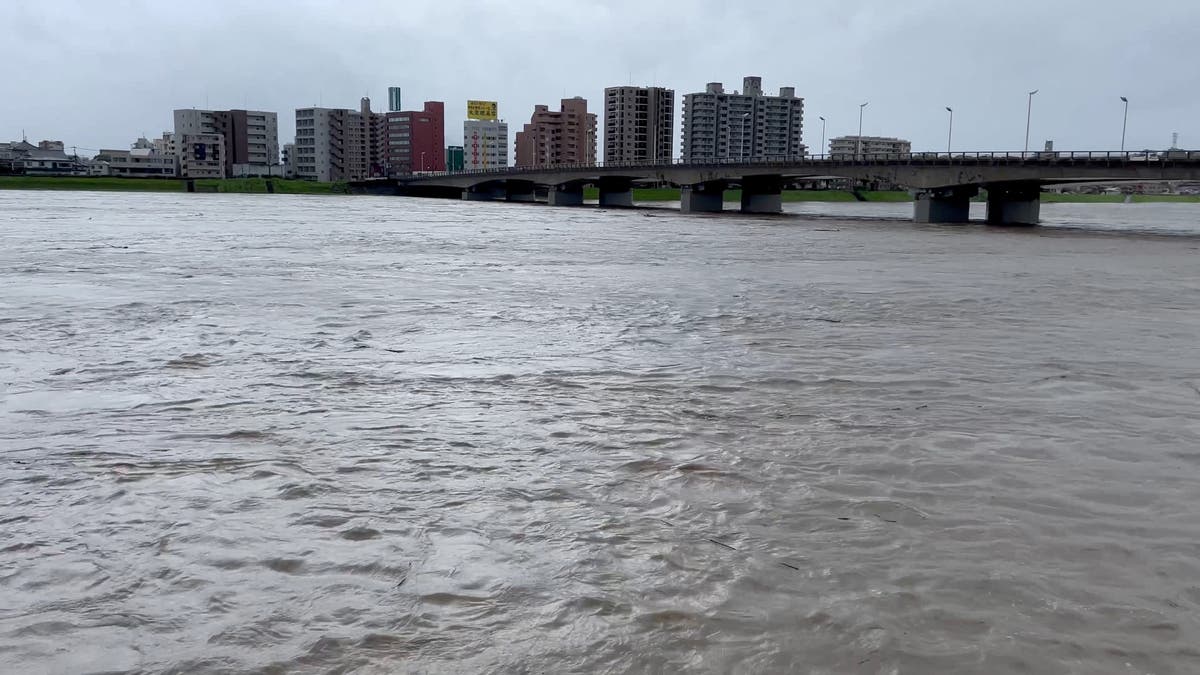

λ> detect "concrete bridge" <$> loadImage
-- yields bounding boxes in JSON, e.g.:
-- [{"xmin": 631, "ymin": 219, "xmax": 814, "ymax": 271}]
[{"xmin": 356, "ymin": 151, "xmax": 1200, "ymax": 224}]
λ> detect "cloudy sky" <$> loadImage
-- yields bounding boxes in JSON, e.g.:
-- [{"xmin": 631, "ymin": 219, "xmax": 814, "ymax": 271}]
[{"xmin": 5, "ymin": 0, "xmax": 1198, "ymax": 157}]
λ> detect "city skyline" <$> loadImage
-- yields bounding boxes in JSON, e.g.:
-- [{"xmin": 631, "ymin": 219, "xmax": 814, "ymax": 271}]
[{"xmin": 4, "ymin": 0, "xmax": 1199, "ymax": 157}]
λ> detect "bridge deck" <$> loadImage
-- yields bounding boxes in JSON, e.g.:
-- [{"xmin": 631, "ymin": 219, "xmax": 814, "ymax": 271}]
[
  {"xmin": 389, "ymin": 150, "xmax": 1200, "ymax": 187},
  {"xmin": 350, "ymin": 151, "xmax": 1200, "ymax": 225}
]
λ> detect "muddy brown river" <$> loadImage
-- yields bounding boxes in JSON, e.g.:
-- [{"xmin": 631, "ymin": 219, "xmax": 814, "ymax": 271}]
[{"xmin": 2, "ymin": 191, "xmax": 1199, "ymax": 674}]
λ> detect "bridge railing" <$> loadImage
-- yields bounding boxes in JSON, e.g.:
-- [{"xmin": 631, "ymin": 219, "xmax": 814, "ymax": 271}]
[{"xmin": 399, "ymin": 150, "xmax": 1200, "ymax": 180}]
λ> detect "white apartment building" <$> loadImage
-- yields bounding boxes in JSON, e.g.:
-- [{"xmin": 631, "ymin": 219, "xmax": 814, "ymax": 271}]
[
  {"xmin": 463, "ymin": 119, "xmax": 508, "ymax": 170},
  {"xmin": 175, "ymin": 133, "xmax": 225, "ymax": 178},
  {"xmin": 603, "ymin": 86, "xmax": 674, "ymax": 163},
  {"xmin": 828, "ymin": 135, "xmax": 912, "ymax": 159},
  {"xmin": 175, "ymin": 131, "xmax": 226, "ymax": 177},
  {"xmin": 680, "ymin": 76, "xmax": 805, "ymax": 161}
]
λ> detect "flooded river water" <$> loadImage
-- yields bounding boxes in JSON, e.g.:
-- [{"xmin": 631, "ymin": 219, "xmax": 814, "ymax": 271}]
[{"xmin": 2, "ymin": 191, "xmax": 1199, "ymax": 673}]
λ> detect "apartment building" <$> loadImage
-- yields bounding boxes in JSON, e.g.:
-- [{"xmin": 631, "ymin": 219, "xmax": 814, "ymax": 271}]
[
  {"xmin": 173, "ymin": 108, "xmax": 279, "ymax": 175},
  {"xmin": 603, "ymin": 86, "xmax": 674, "ymax": 163},
  {"xmin": 383, "ymin": 101, "xmax": 445, "ymax": 175},
  {"xmin": 680, "ymin": 76, "xmax": 805, "ymax": 161},
  {"xmin": 175, "ymin": 133, "xmax": 226, "ymax": 178},
  {"xmin": 828, "ymin": 135, "xmax": 912, "ymax": 159},
  {"xmin": 294, "ymin": 98, "xmax": 384, "ymax": 182},
  {"xmin": 514, "ymin": 97, "xmax": 596, "ymax": 168},
  {"xmin": 464, "ymin": 119, "xmax": 508, "ymax": 170}
]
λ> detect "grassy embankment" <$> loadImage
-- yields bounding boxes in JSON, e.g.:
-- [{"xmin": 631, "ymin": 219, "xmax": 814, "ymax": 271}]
[
  {"xmin": 0, "ymin": 176, "xmax": 348, "ymax": 194},
  {"xmin": 581, "ymin": 187, "xmax": 912, "ymax": 202}
]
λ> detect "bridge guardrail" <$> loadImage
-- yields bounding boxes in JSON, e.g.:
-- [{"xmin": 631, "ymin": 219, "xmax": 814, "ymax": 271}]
[{"xmin": 387, "ymin": 150, "xmax": 1200, "ymax": 181}]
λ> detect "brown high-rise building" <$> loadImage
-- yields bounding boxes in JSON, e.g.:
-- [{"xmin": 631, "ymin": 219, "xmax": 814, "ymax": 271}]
[
  {"xmin": 514, "ymin": 97, "xmax": 596, "ymax": 168},
  {"xmin": 603, "ymin": 86, "xmax": 674, "ymax": 164}
]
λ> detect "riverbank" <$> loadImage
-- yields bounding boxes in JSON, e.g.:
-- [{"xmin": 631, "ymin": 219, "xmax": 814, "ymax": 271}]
[{"xmin": 0, "ymin": 176, "xmax": 349, "ymax": 194}]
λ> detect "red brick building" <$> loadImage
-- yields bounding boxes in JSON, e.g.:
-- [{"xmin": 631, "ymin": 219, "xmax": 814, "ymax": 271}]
[{"xmin": 384, "ymin": 101, "xmax": 445, "ymax": 175}]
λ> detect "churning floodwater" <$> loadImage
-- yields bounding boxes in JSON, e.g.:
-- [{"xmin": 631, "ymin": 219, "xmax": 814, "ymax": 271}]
[{"xmin": 2, "ymin": 190, "xmax": 1200, "ymax": 674}]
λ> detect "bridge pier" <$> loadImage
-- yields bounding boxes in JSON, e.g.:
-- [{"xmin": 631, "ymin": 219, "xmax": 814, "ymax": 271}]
[
  {"xmin": 462, "ymin": 185, "xmax": 503, "ymax": 201},
  {"xmin": 913, "ymin": 186, "xmax": 977, "ymax": 223},
  {"xmin": 597, "ymin": 178, "xmax": 634, "ymax": 207},
  {"xmin": 740, "ymin": 176, "xmax": 783, "ymax": 214},
  {"xmin": 505, "ymin": 181, "xmax": 537, "ymax": 202},
  {"xmin": 680, "ymin": 183, "xmax": 725, "ymax": 213},
  {"xmin": 547, "ymin": 185, "xmax": 584, "ymax": 207},
  {"xmin": 986, "ymin": 184, "xmax": 1041, "ymax": 225}
]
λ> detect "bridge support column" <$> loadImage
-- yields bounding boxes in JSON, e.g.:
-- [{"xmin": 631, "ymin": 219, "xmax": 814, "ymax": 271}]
[
  {"xmin": 597, "ymin": 178, "xmax": 634, "ymax": 207},
  {"xmin": 913, "ymin": 186, "xmax": 977, "ymax": 223},
  {"xmin": 986, "ymin": 184, "xmax": 1041, "ymax": 225},
  {"xmin": 740, "ymin": 176, "xmax": 784, "ymax": 214},
  {"xmin": 547, "ymin": 185, "xmax": 584, "ymax": 207},
  {"xmin": 462, "ymin": 185, "xmax": 503, "ymax": 201},
  {"xmin": 505, "ymin": 181, "xmax": 537, "ymax": 202},
  {"xmin": 680, "ymin": 183, "xmax": 724, "ymax": 213}
]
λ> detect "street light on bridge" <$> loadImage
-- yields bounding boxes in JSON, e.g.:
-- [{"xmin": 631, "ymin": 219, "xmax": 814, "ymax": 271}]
[
  {"xmin": 857, "ymin": 102, "xmax": 868, "ymax": 160},
  {"xmin": 945, "ymin": 107, "xmax": 953, "ymax": 155},
  {"xmin": 818, "ymin": 116, "xmax": 826, "ymax": 158},
  {"xmin": 1120, "ymin": 96, "xmax": 1129, "ymax": 152},
  {"xmin": 1024, "ymin": 89, "xmax": 1038, "ymax": 155}
]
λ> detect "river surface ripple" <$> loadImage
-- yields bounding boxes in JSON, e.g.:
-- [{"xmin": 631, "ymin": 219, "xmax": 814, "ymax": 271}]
[{"xmin": 2, "ymin": 191, "xmax": 1200, "ymax": 674}]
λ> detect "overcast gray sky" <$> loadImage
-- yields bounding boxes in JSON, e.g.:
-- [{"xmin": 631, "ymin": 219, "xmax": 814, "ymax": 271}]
[{"xmin": 5, "ymin": 0, "xmax": 1199, "ymax": 157}]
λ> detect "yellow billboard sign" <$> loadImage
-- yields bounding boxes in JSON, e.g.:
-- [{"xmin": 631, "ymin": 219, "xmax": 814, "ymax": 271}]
[{"xmin": 467, "ymin": 100, "xmax": 498, "ymax": 120}]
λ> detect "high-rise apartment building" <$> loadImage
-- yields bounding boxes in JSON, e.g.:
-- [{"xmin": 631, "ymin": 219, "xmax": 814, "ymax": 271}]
[
  {"xmin": 464, "ymin": 119, "xmax": 508, "ymax": 170},
  {"xmin": 603, "ymin": 86, "xmax": 674, "ymax": 163},
  {"xmin": 173, "ymin": 108, "xmax": 279, "ymax": 175},
  {"xmin": 828, "ymin": 135, "xmax": 912, "ymax": 159},
  {"xmin": 514, "ymin": 97, "xmax": 596, "ymax": 168},
  {"xmin": 294, "ymin": 98, "xmax": 385, "ymax": 182},
  {"xmin": 680, "ymin": 76, "xmax": 805, "ymax": 162},
  {"xmin": 382, "ymin": 101, "xmax": 445, "ymax": 175}
]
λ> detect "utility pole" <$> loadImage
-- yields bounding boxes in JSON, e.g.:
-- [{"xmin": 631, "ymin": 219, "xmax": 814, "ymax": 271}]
[
  {"xmin": 945, "ymin": 107, "xmax": 953, "ymax": 154},
  {"xmin": 1119, "ymin": 96, "xmax": 1129, "ymax": 152},
  {"xmin": 857, "ymin": 102, "xmax": 869, "ymax": 160},
  {"xmin": 1024, "ymin": 89, "xmax": 1038, "ymax": 154}
]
